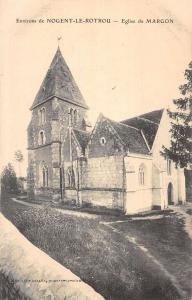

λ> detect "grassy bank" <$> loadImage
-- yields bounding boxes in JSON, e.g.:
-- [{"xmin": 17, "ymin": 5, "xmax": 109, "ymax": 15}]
[{"xmin": 1, "ymin": 195, "xmax": 185, "ymax": 300}]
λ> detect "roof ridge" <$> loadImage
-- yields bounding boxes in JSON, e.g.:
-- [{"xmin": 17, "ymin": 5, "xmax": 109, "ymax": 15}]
[
  {"xmin": 118, "ymin": 122, "xmax": 140, "ymax": 132},
  {"xmin": 121, "ymin": 108, "xmax": 164, "ymax": 125},
  {"xmin": 105, "ymin": 116, "xmax": 140, "ymax": 132},
  {"xmin": 137, "ymin": 116, "xmax": 159, "ymax": 125}
]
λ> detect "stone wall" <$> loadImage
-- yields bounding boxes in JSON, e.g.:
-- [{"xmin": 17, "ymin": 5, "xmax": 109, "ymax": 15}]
[
  {"xmin": 34, "ymin": 145, "xmax": 53, "ymax": 187},
  {"xmin": 52, "ymin": 97, "xmax": 88, "ymax": 133},
  {"xmin": 27, "ymin": 100, "xmax": 54, "ymax": 199},
  {"xmin": 27, "ymin": 95, "xmax": 89, "ymax": 202},
  {"xmin": 28, "ymin": 101, "xmax": 53, "ymax": 149},
  {"xmin": 0, "ymin": 214, "xmax": 104, "ymax": 300},
  {"xmin": 62, "ymin": 156, "xmax": 125, "ymax": 209},
  {"xmin": 81, "ymin": 190, "xmax": 124, "ymax": 209},
  {"xmin": 79, "ymin": 156, "xmax": 125, "ymax": 209},
  {"xmin": 82, "ymin": 156, "xmax": 124, "ymax": 189}
]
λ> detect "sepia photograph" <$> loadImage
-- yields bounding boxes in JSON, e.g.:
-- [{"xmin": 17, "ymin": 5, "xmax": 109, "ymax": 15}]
[{"xmin": 0, "ymin": 1, "xmax": 192, "ymax": 299}]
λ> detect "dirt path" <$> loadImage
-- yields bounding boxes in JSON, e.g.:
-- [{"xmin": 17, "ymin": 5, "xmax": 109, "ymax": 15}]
[
  {"xmin": 11, "ymin": 198, "xmax": 40, "ymax": 207},
  {"xmin": 101, "ymin": 220, "xmax": 187, "ymax": 299},
  {"xmin": 55, "ymin": 208, "xmax": 98, "ymax": 219},
  {"xmin": 171, "ymin": 203, "xmax": 192, "ymax": 240},
  {"xmin": 11, "ymin": 198, "xmax": 98, "ymax": 219}
]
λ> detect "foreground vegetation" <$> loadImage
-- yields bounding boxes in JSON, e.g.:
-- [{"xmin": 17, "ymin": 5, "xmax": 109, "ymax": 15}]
[
  {"xmin": 1, "ymin": 195, "xmax": 190, "ymax": 300},
  {"xmin": 113, "ymin": 212, "xmax": 192, "ymax": 297}
]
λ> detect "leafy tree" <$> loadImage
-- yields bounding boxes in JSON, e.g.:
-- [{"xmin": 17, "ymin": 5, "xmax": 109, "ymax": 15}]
[
  {"xmin": 1, "ymin": 163, "xmax": 18, "ymax": 193},
  {"xmin": 14, "ymin": 150, "xmax": 24, "ymax": 177},
  {"xmin": 161, "ymin": 61, "xmax": 192, "ymax": 168}
]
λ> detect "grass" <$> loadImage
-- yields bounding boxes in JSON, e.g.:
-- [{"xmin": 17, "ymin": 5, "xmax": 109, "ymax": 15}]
[
  {"xmin": 113, "ymin": 212, "xmax": 192, "ymax": 297},
  {"xmin": 17, "ymin": 196, "xmax": 124, "ymax": 217},
  {"xmin": 1, "ymin": 194, "xmax": 189, "ymax": 300}
]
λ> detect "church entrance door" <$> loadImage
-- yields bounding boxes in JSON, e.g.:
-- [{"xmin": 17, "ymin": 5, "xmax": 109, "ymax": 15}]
[{"xmin": 167, "ymin": 182, "xmax": 173, "ymax": 205}]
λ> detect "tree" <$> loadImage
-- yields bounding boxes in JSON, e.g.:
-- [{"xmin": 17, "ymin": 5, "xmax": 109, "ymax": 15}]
[
  {"xmin": 14, "ymin": 150, "xmax": 24, "ymax": 177},
  {"xmin": 161, "ymin": 61, "xmax": 192, "ymax": 168},
  {"xmin": 1, "ymin": 163, "xmax": 18, "ymax": 193}
]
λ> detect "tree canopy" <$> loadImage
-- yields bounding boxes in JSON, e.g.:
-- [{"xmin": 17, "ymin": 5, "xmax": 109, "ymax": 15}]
[{"xmin": 162, "ymin": 61, "xmax": 192, "ymax": 168}]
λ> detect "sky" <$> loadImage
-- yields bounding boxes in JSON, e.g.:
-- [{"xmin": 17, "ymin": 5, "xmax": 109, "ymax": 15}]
[{"xmin": 0, "ymin": 0, "xmax": 191, "ymax": 176}]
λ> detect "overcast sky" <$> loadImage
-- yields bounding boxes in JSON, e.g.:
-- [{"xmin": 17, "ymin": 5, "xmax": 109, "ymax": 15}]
[{"xmin": 1, "ymin": 0, "xmax": 191, "ymax": 176}]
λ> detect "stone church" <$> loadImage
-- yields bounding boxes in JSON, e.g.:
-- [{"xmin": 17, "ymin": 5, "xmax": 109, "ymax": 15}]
[{"xmin": 27, "ymin": 47, "xmax": 186, "ymax": 214}]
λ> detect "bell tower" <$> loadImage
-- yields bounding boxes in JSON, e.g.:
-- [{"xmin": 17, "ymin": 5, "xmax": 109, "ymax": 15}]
[{"xmin": 27, "ymin": 46, "xmax": 90, "ymax": 200}]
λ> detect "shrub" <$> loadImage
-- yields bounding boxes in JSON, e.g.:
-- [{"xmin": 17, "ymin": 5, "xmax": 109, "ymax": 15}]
[{"xmin": 1, "ymin": 164, "xmax": 18, "ymax": 194}]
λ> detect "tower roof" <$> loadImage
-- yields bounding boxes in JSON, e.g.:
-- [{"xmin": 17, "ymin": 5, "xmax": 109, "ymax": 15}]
[{"xmin": 31, "ymin": 47, "xmax": 88, "ymax": 110}]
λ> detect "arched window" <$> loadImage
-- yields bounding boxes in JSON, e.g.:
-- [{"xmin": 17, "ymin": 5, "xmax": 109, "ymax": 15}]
[
  {"xmin": 42, "ymin": 168, "xmax": 46, "ymax": 187},
  {"xmin": 138, "ymin": 164, "xmax": 146, "ymax": 185},
  {"xmin": 67, "ymin": 166, "xmax": 75, "ymax": 188},
  {"xmin": 68, "ymin": 108, "xmax": 78, "ymax": 125},
  {"xmin": 39, "ymin": 107, "xmax": 46, "ymax": 125},
  {"xmin": 41, "ymin": 163, "xmax": 48, "ymax": 187},
  {"xmin": 39, "ymin": 130, "xmax": 45, "ymax": 145},
  {"xmin": 40, "ymin": 131, "xmax": 44, "ymax": 144}
]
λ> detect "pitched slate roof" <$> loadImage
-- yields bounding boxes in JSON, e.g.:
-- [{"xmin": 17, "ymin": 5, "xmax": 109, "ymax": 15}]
[
  {"xmin": 31, "ymin": 47, "xmax": 88, "ymax": 110},
  {"xmin": 104, "ymin": 117, "xmax": 150, "ymax": 155},
  {"xmin": 139, "ymin": 109, "xmax": 164, "ymax": 124},
  {"xmin": 121, "ymin": 109, "xmax": 164, "ymax": 149},
  {"xmin": 73, "ymin": 129, "xmax": 90, "ymax": 150}
]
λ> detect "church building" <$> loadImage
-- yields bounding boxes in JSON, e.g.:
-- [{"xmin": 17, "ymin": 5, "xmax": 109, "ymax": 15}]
[{"xmin": 27, "ymin": 47, "xmax": 186, "ymax": 214}]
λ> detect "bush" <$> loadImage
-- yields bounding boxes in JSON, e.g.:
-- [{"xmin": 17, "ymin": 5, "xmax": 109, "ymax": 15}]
[{"xmin": 1, "ymin": 164, "xmax": 18, "ymax": 194}]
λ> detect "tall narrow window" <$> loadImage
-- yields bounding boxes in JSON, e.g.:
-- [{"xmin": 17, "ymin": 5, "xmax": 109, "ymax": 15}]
[
  {"xmin": 74, "ymin": 109, "xmax": 78, "ymax": 124},
  {"xmin": 167, "ymin": 159, "xmax": 172, "ymax": 175},
  {"xmin": 69, "ymin": 108, "xmax": 74, "ymax": 125},
  {"xmin": 139, "ymin": 164, "xmax": 146, "ymax": 185},
  {"xmin": 46, "ymin": 168, "xmax": 48, "ymax": 186},
  {"xmin": 42, "ymin": 164, "xmax": 48, "ymax": 187},
  {"xmin": 39, "ymin": 107, "xmax": 46, "ymax": 125},
  {"xmin": 42, "ymin": 168, "xmax": 46, "ymax": 187},
  {"xmin": 39, "ymin": 130, "xmax": 45, "ymax": 145},
  {"xmin": 42, "ymin": 108, "xmax": 45, "ymax": 124},
  {"xmin": 67, "ymin": 167, "xmax": 75, "ymax": 188},
  {"xmin": 40, "ymin": 109, "xmax": 43, "ymax": 124},
  {"xmin": 40, "ymin": 131, "xmax": 44, "ymax": 144}
]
